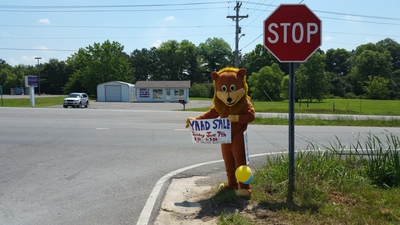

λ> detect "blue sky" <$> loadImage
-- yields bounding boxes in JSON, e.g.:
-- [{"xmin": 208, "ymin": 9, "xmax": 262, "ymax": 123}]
[{"xmin": 1, "ymin": 0, "xmax": 399, "ymax": 66}]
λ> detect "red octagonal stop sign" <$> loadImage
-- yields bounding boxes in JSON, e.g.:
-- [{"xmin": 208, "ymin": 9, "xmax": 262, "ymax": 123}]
[{"xmin": 264, "ymin": 4, "xmax": 321, "ymax": 62}]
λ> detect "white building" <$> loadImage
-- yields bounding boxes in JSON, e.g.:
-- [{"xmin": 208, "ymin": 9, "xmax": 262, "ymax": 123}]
[
  {"xmin": 134, "ymin": 81, "xmax": 190, "ymax": 103},
  {"xmin": 97, "ymin": 81, "xmax": 136, "ymax": 102}
]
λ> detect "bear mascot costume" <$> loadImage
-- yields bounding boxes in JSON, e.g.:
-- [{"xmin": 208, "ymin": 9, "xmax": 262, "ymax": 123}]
[{"xmin": 186, "ymin": 67, "xmax": 255, "ymax": 196}]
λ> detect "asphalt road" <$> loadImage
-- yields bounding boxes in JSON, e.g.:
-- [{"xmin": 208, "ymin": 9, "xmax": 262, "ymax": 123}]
[{"xmin": 0, "ymin": 104, "xmax": 399, "ymax": 224}]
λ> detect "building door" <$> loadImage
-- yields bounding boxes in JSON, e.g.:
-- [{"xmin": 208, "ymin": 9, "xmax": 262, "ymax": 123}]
[
  {"xmin": 105, "ymin": 85, "xmax": 122, "ymax": 102},
  {"xmin": 166, "ymin": 89, "xmax": 171, "ymax": 101}
]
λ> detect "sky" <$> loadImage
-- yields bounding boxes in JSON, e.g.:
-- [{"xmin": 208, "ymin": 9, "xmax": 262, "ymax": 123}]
[{"xmin": 1, "ymin": 0, "xmax": 399, "ymax": 66}]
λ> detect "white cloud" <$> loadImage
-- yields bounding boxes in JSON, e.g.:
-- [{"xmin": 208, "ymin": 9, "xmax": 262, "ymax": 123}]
[
  {"xmin": 36, "ymin": 46, "xmax": 50, "ymax": 52},
  {"xmin": 345, "ymin": 15, "xmax": 362, "ymax": 21},
  {"xmin": 164, "ymin": 16, "xmax": 175, "ymax": 21},
  {"xmin": 8, "ymin": 58, "xmax": 19, "ymax": 66},
  {"xmin": 152, "ymin": 40, "xmax": 162, "ymax": 48},
  {"xmin": 38, "ymin": 18, "xmax": 50, "ymax": 24},
  {"xmin": 325, "ymin": 36, "xmax": 334, "ymax": 41},
  {"xmin": 9, "ymin": 55, "xmax": 37, "ymax": 66}
]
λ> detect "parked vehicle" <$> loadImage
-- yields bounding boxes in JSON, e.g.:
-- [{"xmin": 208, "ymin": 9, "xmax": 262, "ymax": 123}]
[{"xmin": 63, "ymin": 93, "xmax": 89, "ymax": 108}]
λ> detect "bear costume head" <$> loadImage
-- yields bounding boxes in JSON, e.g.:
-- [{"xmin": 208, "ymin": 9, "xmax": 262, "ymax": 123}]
[{"xmin": 211, "ymin": 67, "xmax": 250, "ymax": 116}]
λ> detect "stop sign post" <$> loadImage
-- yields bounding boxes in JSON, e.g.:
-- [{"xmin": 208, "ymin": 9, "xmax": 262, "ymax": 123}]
[{"xmin": 263, "ymin": 4, "xmax": 321, "ymax": 203}]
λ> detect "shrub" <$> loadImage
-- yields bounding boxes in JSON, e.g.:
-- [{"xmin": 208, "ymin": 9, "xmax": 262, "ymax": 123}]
[{"xmin": 190, "ymin": 83, "xmax": 209, "ymax": 98}]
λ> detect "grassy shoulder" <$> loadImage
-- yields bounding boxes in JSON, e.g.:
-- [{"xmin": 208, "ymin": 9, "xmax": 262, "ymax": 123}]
[
  {"xmin": 253, "ymin": 117, "xmax": 400, "ymax": 127},
  {"xmin": 189, "ymin": 98, "xmax": 400, "ymax": 116},
  {"xmin": 0, "ymin": 96, "xmax": 65, "ymax": 107},
  {"xmin": 208, "ymin": 133, "xmax": 400, "ymax": 225},
  {"xmin": 189, "ymin": 98, "xmax": 400, "ymax": 127}
]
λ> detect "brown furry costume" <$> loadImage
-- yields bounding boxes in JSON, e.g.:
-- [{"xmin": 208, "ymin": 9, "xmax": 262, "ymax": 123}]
[{"xmin": 186, "ymin": 67, "xmax": 255, "ymax": 193}]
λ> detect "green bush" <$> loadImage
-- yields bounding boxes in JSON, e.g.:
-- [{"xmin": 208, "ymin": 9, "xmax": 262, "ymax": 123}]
[{"xmin": 190, "ymin": 83, "xmax": 209, "ymax": 98}]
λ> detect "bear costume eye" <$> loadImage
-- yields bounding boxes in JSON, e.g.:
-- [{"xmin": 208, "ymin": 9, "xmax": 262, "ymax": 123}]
[
  {"xmin": 230, "ymin": 84, "xmax": 236, "ymax": 91},
  {"xmin": 221, "ymin": 85, "xmax": 227, "ymax": 92}
]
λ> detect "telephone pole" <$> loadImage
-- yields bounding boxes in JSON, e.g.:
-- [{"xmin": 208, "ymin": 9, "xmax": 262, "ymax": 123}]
[{"xmin": 227, "ymin": 1, "xmax": 248, "ymax": 67}]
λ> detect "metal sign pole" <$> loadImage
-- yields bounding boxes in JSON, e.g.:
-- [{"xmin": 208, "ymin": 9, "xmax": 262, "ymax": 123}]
[
  {"xmin": 288, "ymin": 62, "xmax": 295, "ymax": 203},
  {"xmin": 30, "ymin": 86, "xmax": 35, "ymax": 107},
  {"xmin": 263, "ymin": 4, "xmax": 321, "ymax": 204}
]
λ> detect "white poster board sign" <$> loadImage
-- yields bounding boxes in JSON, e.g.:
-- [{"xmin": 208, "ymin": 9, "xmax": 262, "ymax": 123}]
[{"xmin": 189, "ymin": 118, "xmax": 231, "ymax": 144}]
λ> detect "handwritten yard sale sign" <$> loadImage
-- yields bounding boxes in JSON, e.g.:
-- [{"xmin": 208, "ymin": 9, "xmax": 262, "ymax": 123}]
[{"xmin": 188, "ymin": 118, "xmax": 231, "ymax": 144}]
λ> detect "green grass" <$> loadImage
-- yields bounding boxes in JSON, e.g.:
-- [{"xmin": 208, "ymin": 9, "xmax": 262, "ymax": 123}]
[
  {"xmin": 189, "ymin": 98, "xmax": 400, "ymax": 127},
  {"xmin": 190, "ymin": 98, "xmax": 400, "ymax": 116},
  {"xmin": 253, "ymin": 117, "xmax": 400, "ymax": 127},
  {"xmin": 207, "ymin": 132, "xmax": 400, "ymax": 224},
  {"xmin": 252, "ymin": 99, "xmax": 400, "ymax": 115},
  {"xmin": 0, "ymin": 96, "xmax": 65, "ymax": 107}
]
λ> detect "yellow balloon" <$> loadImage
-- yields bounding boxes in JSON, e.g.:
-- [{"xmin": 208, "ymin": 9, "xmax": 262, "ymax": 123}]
[{"xmin": 235, "ymin": 165, "xmax": 252, "ymax": 183}]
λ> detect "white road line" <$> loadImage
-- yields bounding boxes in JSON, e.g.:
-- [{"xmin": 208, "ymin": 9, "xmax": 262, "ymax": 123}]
[{"xmin": 136, "ymin": 153, "xmax": 268, "ymax": 225}]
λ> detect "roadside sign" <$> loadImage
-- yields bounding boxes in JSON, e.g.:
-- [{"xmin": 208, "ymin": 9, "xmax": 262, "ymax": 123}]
[{"xmin": 263, "ymin": 4, "xmax": 321, "ymax": 62}]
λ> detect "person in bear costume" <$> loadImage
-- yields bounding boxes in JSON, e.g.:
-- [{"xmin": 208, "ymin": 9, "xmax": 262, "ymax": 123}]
[{"xmin": 186, "ymin": 67, "xmax": 255, "ymax": 196}]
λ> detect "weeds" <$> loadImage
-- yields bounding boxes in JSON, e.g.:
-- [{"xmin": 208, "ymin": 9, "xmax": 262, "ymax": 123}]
[
  {"xmin": 356, "ymin": 132, "xmax": 400, "ymax": 188},
  {"xmin": 216, "ymin": 132, "xmax": 400, "ymax": 224}
]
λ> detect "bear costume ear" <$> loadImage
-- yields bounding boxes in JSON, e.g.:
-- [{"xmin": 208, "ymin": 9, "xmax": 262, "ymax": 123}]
[
  {"xmin": 211, "ymin": 71, "xmax": 219, "ymax": 81},
  {"xmin": 237, "ymin": 68, "xmax": 246, "ymax": 79}
]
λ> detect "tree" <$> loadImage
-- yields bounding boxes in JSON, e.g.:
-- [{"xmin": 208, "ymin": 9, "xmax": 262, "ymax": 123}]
[
  {"xmin": 348, "ymin": 45, "xmax": 392, "ymax": 96},
  {"xmin": 363, "ymin": 76, "xmax": 390, "ymax": 99},
  {"xmin": 296, "ymin": 52, "xmax": 328, "ymax": 102},
  {"xmin": 66, "ymin": 40, "xmax": 133, "ymax": 96},
  {"xmin": 0, "ymin": 67, "xmax": 15, "ymax": 94},
  {"xmin": 156, "ymin": 40, "xmax": 182, "ymax": 80},
  {"xmin": 377, "ymin": 38, "xmax": 400, "ymax": 71},
  {"xmin": 0, "ymin": 64, "xmax": 34, "ymax": 94},
  {"xmin": 324, "ymin": 48, "xmax": 353, "ymax": 97},
  {"xmin": 248, "ymin": 63, "xmax": 285, "ymax": 101},
  {"xmin": 389, "ymin": 69, "xmax": 400, "ymax": 99},
  {"xmin": 326, "ymin": 71, "xmax": 351, "ymax": 98},
  {"xmin": 241, "ymin": 44, "xmax": 279, "ymax": 77},
  {"xmin": 40, "ymin": 59, "xmax": 72, "ymax": 94},
  {"xmin": 325, "ymin": 48, "xmax": 351, "ymax": 76},
  {"xmin": 377, "ymin": 38, "xmax": 400, "ymax": 99},
  {"xmin": 179, "ymin": 40, "xmax": 203, "ymax": 83},
  {"xmin": 131, "ymin": 47, "xmax": 158, "ymax": 81},
  {"xmin": 198, "ymin": 38, "xmax": 232, "ymax": 81}
]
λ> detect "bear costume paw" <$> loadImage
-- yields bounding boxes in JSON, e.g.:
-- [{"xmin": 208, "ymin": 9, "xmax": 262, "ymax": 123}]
[
  {"xmin": 236, "ymin": 188, "xmax": 252, "ymax": 197},
  {"xmin": 218, "ymin": 183, "xmax": 238, "ymax": 190}
]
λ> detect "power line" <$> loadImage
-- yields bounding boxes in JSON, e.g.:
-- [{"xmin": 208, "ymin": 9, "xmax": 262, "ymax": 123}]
[
  {"xmin": 0, "ymin": 2, "xmax": 227, "ymax": 9},
  {"xmin": 239, "ymin": 1, "xmax": 400, "ymax": 52},
  {"xmin": 0, "ymin": 7, "xmax": 227, "ymax": 13},
  {"xmin": 0, "ymin": 47, "xmax": 76, "ymax": 52},
  {"xmin": 0, "ymin": 2, "xmax": 227, "ymax": 12},
  {"xmin": 0, "ymin": 24, "xmax": 232, "ymax": 29},
  {"xmin": 0, "ymin": 32, "xmax": 234, "ymax": 40}
]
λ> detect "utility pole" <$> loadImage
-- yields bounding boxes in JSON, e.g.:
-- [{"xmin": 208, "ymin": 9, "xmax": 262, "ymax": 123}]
[{"xmin": 227, "ymin": 1, "xmax": 248, "ymax": 67}]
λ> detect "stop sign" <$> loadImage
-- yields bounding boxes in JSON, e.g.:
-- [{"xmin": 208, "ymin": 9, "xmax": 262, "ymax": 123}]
[{"xmin": 263, "ymin": 4, "xmax": 321, "ymax": 62}]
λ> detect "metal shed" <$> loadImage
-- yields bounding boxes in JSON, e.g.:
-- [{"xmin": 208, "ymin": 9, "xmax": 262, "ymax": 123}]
[
  {"xmin": 134, "ymin": 80, "xmax": 190, "ymax": 102},
  {"xmin": 97, "ymin": 81, "xmax": 136, "ymax": 102}
]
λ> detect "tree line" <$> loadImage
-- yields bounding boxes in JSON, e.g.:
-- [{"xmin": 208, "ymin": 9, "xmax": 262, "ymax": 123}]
[{"xmin": 0, "ymin": 37, "xmax": 399, "ymax": 101}]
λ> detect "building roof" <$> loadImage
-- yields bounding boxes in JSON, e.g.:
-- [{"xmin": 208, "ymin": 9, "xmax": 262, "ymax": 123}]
[
  {"xmin": 98, "ymin": 81, "xmax": 135, "ymax": 87},
  {"xmin": 134, "ymin": 80, "xmax": 191, "ymax": 88}
]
